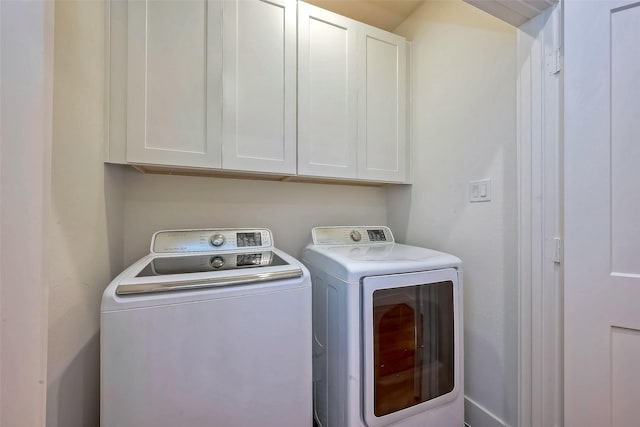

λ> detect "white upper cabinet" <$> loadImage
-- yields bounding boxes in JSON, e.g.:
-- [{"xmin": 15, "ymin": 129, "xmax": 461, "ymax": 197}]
[
  {"xmin": 357, "ymin": 25, "xmax": 407, "ymax": 183},
  {"xmin": 113, "ymin": 0, "xmax": 408, "ymax": 182},
  {"xmin": 127, "ymin": 0, "xmax": 223, "ymax": 168},
  {"xmin": 297, "ymin": 2, "xmax": 358, "ymax": 179},
  {"xmin": 126, "ymin": 0, "xmax": 296, "ymax": 174},
  {"xmin": 298, "ymin": 2, "xmax": 408, "ymax": 183},
  {"xmin": 222, "ymin": 0, "xmax": 297, "ymax": 174}
]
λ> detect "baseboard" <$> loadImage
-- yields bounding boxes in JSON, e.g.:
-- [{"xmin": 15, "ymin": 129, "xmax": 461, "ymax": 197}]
[{"xmin": 464, "ymin": 396, "xmax": 507, "ymax": 427}]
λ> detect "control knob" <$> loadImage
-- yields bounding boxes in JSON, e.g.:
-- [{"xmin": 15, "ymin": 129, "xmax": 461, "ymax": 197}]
[
  {"xmin": 210, "ymin": 256, "xmax": 225, "ymax": 269},
  {"xmin": 210, "ymin": 234, "xmax": 225, "ymax": 247},
  {"xmin": 350, "ymin": 230, "xmax": 362, "ymax": 242}
]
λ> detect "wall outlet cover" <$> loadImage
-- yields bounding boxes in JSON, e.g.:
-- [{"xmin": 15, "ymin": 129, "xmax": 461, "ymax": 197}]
[{"xmin": 469, "ymin": 179, "xmax": 491, "ymax": 202}]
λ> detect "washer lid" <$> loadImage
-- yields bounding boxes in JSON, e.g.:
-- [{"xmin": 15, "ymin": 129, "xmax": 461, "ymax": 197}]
[
  {"xmin": 101, "ymin": 246, "xmax": 310, "ymax": 311},
  {"xmin": 302, "ymin": 242, "xmax": 461, "ymax": 283},
  {"xmin": 114, "ymin": 250, "xmax": 302, "ymax": 296},
  {"xmin": 135, "ymin": 251, "xmax": 288, "ymax": 277}
]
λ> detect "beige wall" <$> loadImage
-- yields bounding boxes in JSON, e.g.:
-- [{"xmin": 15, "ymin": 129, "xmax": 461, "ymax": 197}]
[
  {"xmin": 122, "ymin": 171, "xmax": 387, "ymax": 266},
  {"xmin": 389, "ymin": 1, "xmax": 518, "ymax": 426},
  {"xmin": 47, "ymin": 1, "xmax": 517, "ymax": 426},
  {"xmin": 47, "ymin": 2, "xmax": 125, "ymax": 426}
]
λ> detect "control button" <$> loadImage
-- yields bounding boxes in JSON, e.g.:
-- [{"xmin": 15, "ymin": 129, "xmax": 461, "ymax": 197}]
[
  {"xmin": 210, "ymin": 256, "xmax": 225, "ymax": 269},
  {"xmin": 350, "ymin": 230, "xmax": 362, "ymax": 242},
  {"xmin": 210, "ymin": 234, "xmax": 225, "ymax": 247}
]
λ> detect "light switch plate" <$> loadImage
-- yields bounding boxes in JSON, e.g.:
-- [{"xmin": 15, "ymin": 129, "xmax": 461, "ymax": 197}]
[{"xmin": 470, "ymin": 179, "xmax": 491, "ymax": 203}]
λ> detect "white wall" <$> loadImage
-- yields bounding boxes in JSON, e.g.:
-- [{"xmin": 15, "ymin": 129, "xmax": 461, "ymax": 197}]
[
  {"xmin": 390, "ymin": 1, "xmax": 517, "ymax": 426},
  {"xmin": 46, "ymin": 2, "xmax": 125, "ymax": 427},
  {"xmin": 122, "ymin": 170, "xmax": 387, "ymax": 266},
  {"xmin": 1, "ymin": 1, "xmax": 54, "ymax": 426}
]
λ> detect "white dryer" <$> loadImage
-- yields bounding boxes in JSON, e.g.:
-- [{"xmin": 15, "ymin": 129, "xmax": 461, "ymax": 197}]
[
  {"xmin": 302, "ymin": 226, "xmax": 463, "ymax": 427},
  {"xmin": 101, "ymin": 228, "xmax": 312, "ymax": 427}
]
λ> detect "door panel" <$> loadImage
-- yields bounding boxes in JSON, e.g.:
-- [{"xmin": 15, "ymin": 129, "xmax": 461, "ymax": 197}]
[
  {"xmin": 564, "ymin": 1, "xmax": 640, "ymax": 425},
  {"xmin": 611, "ymin": 327, "xmax": 640, "ymax": 427},
  {"xmin": 611, "ymin": 4, "xmax": 640, "ymax": 275},
  {"xmin": 357, "ymin": 26, "xmax": 406, "ymax": 182},
  {"xmin": 298, "ymin": 2, "xmax": 357, "ymax": 178},
  {"xmin": 146, "ymin": 0, "xmax": 206, "ymax": 153},
  {"xmin": 127, "ymin": 0, "xmax": 222, "ymax": 167},
  {"xmin": 222, "ymin": 0, "xmax": 297, "ymax": 174}
]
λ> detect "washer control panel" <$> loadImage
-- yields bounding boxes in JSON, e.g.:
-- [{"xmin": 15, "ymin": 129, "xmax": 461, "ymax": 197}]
[
  {"xmin": 312, "ymin": 226, "xmax": 394, "ymax": 245},
  {"xmin": 151, "ymin": 228, "xmax": 273, "ymax": 253}
]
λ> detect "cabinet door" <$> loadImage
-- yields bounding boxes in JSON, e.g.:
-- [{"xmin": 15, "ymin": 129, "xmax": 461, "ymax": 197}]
[
  {"xmin": 297, "ymin": 2, "xmax": 358, "ymax": 179},
  {"xmin": 127, "ymin": 0, "xmax": 222, "ymax": 168},
  {"xmin": 357, "ymin": 26, "xmax": 407, "ymax": 182},
  {"xmin": 222, "ymin": 0, "xmax": 297, "ymax": 174}
]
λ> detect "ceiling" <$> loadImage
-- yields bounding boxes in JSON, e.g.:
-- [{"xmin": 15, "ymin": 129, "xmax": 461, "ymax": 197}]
[{"xmin": 303, "ymin": 0, "xmax": 425, "ymax": 32}]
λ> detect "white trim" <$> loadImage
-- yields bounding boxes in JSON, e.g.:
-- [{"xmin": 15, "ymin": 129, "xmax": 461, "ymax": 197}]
[
  {"xmin": 104, "ymin": 0, "xmax": 111, "ymax": 162},
  {"xmin": 104, "ymin": 0, "xmax": 128, "ymax": 164},
  {"xmin": 516, "ymin": 4, "xmax": 563, "ymax": 427},
  {"xmin": 0, "ymin": 2, "xmax": 3, "ymax": 421},
  {"xmin": 0, "ymin": 0, "xmax": 54, "ymax": 425},
  {"xmin": 464, "ymin": 396, "xmax": 507, "ymax": 427},
  {"xmin": 405, "ymin": 40, "xmax": 413, "ymax": 184}
]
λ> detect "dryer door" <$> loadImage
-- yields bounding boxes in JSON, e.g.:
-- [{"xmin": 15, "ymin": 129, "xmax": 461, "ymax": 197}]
[{"xmin": 361, "ymin": 268, "xmax": 461, "ymax": 427}]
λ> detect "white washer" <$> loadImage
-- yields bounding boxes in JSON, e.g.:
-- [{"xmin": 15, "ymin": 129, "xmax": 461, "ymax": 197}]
[
  {"xmin": 302, "ymin": 226, "xmax": 463, "ymax": 427},
  {"xmin": 101, "ymin": 228, "xmax": 312, "ymax": 427}
]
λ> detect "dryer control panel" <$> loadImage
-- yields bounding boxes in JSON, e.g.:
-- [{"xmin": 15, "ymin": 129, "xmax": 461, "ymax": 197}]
[
  {"xmin": 151, "ymin": 228, "xmax": 273, "ymax": 253},
  {"xmin": 312, "ymin": 226, "xmax": 394, "ymax": 245}
]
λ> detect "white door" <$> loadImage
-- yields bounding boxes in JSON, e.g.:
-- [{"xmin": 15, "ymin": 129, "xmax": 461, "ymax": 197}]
[
  {"xmin": 297, "ymin": 2, "xmax": 358, "ymax": 179},
  {"xmin": 357, "ymin": 25, "xmax": 407, "ymax": 183},
  {"xmin": 222, "ymin": 0, "xmax": 297, "ymax": 174},
  {"xmin": 564, "ymin": 1, "xmax": 640, "ymax": 426},
  {"xmin": 127, "ymin": 0, "xmax": 223, "ymax": 168}
]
